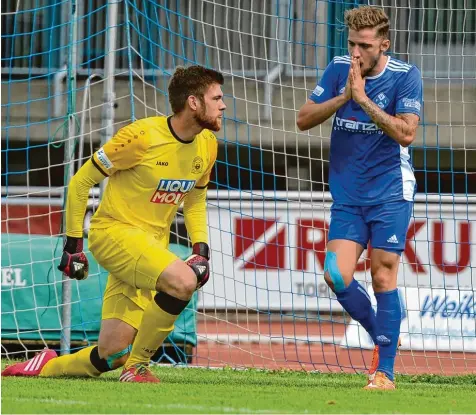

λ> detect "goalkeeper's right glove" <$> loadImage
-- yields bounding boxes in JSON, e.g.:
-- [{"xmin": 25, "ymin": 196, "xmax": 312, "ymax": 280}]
[
  {"xmin": 58, "ymin": 236, "xmax": 89, "ymax": 281},
  {"xmin": 185, "ymin": 242, "xmax": 210, "ymax": 289}
]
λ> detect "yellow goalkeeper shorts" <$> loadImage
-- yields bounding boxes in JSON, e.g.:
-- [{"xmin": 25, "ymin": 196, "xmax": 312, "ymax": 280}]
[
  {"xmin": 88, "ymin": 223, "xmax": 179, "ymax": 329},
  {"xmin": 100, "ymin": 273, "xmax": 153, "ymax": 329}
]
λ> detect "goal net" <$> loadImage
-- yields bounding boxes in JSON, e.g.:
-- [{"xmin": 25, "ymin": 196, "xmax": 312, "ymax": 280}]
[{"xmin": 1, "ymin": 0, "xmax": 475, "ymax": 375}]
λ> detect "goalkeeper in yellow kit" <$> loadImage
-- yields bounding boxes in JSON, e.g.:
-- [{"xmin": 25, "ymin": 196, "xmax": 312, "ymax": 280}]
[{"xmin": 2, "ymin": 65, "xmax": 226, "ymax": 383}]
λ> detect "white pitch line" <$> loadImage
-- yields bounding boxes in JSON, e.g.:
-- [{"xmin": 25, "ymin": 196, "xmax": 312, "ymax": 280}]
[
  {"xmin": 198, "ymin": 334, "xmax": 342, "ymax": 344},
  {"xmin": 8, "ymin": 397, "xmax": 286, "ymax": 414}
]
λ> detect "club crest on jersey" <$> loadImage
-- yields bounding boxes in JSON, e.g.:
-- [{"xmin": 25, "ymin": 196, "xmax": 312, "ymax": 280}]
[
  {"xmin": 373, "ymin": 92, "xmax": 389, "ymax": 109},
  {"xmin": 191, "ymin": 157, "xmax": 204, "ymax": 174},
  {"xmin": 150, "ymin": 179, "xmax": 196, "ymax": 205}
]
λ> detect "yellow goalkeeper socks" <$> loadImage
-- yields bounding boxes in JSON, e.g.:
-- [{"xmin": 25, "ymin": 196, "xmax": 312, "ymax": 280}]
[
  {"xmin": 125, "ymin": 291, "xmax": 189, "ymax": 369},
  {"xmin": 40, "ymin": 345, "xmax": 101, "ymax": 378}
]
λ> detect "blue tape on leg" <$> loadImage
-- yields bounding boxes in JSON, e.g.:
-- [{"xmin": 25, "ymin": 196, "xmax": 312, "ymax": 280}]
[
  {"xmin": 324, "ymin": 252, "xmax": 345, "ymax": 292},
  {"xmin": 106, "ymin": 345, "xmax": 132, "ymax": 369}
]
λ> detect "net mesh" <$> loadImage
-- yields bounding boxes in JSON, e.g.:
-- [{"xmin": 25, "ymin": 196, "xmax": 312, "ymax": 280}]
[{"xmin": 1, "ymin": 0, "xmax": 474, "ymax": 374}]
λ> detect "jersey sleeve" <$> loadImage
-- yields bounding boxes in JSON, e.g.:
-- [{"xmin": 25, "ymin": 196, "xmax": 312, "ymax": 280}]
[
  {"xmin": 183, "ymin": 132, "xmax": 217, "ymax": 244},
  {"xmin": 66, "ymin": 160, "xmax": 105, "ymax": 237},
  {"xmin": 309, "ymin": 60, "xmax": 338, "ymax": 104},
  {"xmin": 395, "ymin": 66, "xmax": 423, "ymax": 118},
  {"xmin": 196, "ymin": 132, "xmax": 218, "ymax": 189},
  {"xmin": 183, "ymin": 187, "xmax": 208, "ymax": 245},
  {"xmin": 91, "ymin": 119, "xmax": 151, "ymax": 176}
]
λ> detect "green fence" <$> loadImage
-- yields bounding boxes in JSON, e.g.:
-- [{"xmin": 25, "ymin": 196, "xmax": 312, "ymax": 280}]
[{"xmin": 1, "ymin": 234, "xmax": 197, "ymax": 349}]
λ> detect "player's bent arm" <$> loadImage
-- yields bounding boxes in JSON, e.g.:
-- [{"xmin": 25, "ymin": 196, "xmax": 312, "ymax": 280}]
[
  {"xmin": 59, "ymin": 160, "xmax": 104, "ymax": 280},
  {"xmin": 359, "ymin": 97, "xmax": 419, "ymax": 147},
  {"xmin": 183, "ymin": 187, "xmax": 211, "ymax": 289},
  {"xmin": 183, "ymin": 187, "xmax": 208, "ymax": 245},
  {"xmin": 183, "ymin": 131, "xmax": 217, "ymax": 245},
  {"xmin": 66, "ymin": 159, "xmax": 106, "ymax": 238},
  {"xmin": 296, "ymin": 95, "xmax": 349, "ymax": 131}
]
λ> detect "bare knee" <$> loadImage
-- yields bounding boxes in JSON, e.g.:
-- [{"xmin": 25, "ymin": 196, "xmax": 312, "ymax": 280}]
[
  {"xmin": 371, "ymin": 251, "xmax": 399, "ymax": 292},
  {"xmin": 324, "ymin": 241, "xmax": 364, "ymax": 293},
  {"xmin": 156, "ymin": 260, "xmax": 197, "ymax": 300},
  {"xmin": 324, "ymin": 250, "xmax": 354, "ymax": 293},
  {"xmin": 372, "ymin": 272, "xmax": 392, "ymax": 292}
]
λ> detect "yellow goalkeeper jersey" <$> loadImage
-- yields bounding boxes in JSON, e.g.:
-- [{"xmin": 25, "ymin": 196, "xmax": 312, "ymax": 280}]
[{"xmin": 66, "ymin": 116, "xmax": 217, "ymax": 244}]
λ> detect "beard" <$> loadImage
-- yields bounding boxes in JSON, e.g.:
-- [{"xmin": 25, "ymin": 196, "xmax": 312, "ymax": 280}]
[
  {"xmin": 193, "ymin": 107, "xmax": 221, "ymax": 132},
  {"xmin": 361, "ymin": 51, "xmax": 382, "ymax": 77}
]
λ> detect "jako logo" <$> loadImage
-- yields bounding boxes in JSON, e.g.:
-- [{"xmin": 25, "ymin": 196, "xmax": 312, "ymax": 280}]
[{"xmin": 150, "ymin": 179, "xmax": 195, "ymax": 205}]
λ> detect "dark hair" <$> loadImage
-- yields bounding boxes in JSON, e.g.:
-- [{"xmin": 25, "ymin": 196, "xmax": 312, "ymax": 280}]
[
  {"xmin": 168, "ymin": 65, "xmax": 224, "ymax": 114},
  {"xmin": 344, "ymin": 6, "xmax": 390, "ymax": 39}
]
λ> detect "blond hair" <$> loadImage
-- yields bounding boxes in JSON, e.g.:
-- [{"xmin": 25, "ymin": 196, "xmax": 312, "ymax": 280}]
[{"xmin": 344, "ymin": 6, "xmax": 389, "ymax": 39}]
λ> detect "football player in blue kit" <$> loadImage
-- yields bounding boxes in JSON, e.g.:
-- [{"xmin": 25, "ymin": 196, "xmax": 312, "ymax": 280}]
[{"xmin": 297, "ymin": 5, "xmax": 422, "ymax": 389}]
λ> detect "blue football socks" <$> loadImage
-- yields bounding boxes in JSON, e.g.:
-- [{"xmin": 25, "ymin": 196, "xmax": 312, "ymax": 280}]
[
  {"xmin": 375, "ymin": 288, "xmax": 402, "ymax": 381},
  {"xmin": 335, "ymin": 278, "xmax": 378, "ymax": 344}
]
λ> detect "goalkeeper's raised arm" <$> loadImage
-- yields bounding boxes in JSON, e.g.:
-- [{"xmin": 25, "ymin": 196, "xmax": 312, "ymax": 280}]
[{"xmin": 3, "ymin": 65, "xmax": 226, "ymax": 383}]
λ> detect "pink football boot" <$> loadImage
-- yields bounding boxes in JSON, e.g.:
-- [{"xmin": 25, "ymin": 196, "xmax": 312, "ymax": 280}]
[{"xmin": 2, "ymin": 349, "xmax": 58, "ymax": 377}]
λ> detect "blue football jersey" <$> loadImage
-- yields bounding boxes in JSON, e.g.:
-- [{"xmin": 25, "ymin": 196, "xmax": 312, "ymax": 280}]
[{"xmin": 309, "ymin": 55, "xmax": 423, "ymax": 205}]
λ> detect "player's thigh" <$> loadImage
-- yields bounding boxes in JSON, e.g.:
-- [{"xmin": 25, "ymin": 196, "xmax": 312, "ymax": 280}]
[
  {"xmin": 367, "ymin": 201, "xmax": 412, "ymax": 291},
  {"xmin": 101, "ymin": 273, "xmax": 153, "ymax": 331},
  {"xmin": 326, "ymin": 239, "xmax": 365, "ymax": 284},
  {"xmin": 88, "ymin": 224, "xmax": 178, "ymax": 291},
  {"xmin": 156, "ymin": 259, "xmax": 198, "ymax": 300},
  {"xmin": 327, "ymin": 203, "xmax": 368, "ymax": 280}
]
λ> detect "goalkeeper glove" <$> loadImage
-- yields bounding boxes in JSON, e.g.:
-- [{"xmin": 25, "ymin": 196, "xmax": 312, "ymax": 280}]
[
  {"xmin": 58, "ymin": 236, "xmax": 89, "ymax": 281},
  {"xmin": 185, "ymin": 242, "xmax": 210, "ymax": 289}
]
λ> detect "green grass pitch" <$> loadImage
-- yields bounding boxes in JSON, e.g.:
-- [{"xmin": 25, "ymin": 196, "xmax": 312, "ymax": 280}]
[{"xmin": 2, "ymin": 364, "xmax": 475, "ymax": 414}]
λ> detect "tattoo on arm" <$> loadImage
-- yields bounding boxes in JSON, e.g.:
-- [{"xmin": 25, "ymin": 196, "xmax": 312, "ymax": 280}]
[{"xmin": 360, "ymin": 97, "xmax": 419, "ymax": 146}]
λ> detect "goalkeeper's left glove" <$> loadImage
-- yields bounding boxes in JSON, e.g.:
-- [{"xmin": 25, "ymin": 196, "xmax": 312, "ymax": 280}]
[
  {"xmin": 185, "ymin": 242, "xmax": 210, "ymax": 289},
  {"xmin": 58, "ymin": 236, "xmax": 89, "ymax": 281}
]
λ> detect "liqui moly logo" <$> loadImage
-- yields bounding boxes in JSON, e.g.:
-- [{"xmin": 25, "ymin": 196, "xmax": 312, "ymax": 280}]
[{"xmin": 150, "ymin": 179, "xmax": 195, "ymax": 205}]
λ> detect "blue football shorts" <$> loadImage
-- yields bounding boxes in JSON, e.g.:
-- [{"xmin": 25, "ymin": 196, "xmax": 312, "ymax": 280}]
[{"xmin": 328, "ymin": 200, "xmax": 413, "ymax": 254}]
